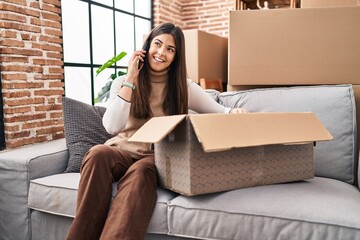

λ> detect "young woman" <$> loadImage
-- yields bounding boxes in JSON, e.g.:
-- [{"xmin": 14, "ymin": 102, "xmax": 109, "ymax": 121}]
[{"xmin": 66, "ymin": 22, "xmax": 247, "ymax": 240}]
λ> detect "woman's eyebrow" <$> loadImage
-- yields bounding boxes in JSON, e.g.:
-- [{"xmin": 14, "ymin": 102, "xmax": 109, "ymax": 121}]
[{"xmin": 154, "ymin": 38, "xmax": 176, "ymax": 49}]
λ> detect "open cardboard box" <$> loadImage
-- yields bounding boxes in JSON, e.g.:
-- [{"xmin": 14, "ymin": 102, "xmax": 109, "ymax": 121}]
[{"xmin": 129, "ymin": 113, "xmax": 333, "ymax": 196}]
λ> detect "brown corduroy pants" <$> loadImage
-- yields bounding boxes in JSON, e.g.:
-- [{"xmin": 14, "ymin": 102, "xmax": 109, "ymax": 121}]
[{"xmin": 66, "ymin": 144, "xmax": 158, "ymax": 240}]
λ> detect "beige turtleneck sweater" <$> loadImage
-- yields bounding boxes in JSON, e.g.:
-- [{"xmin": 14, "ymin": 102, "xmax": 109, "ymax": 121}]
[{"xmin": 103, "ymin": 69, "xmax": 231, "ymax": 159}]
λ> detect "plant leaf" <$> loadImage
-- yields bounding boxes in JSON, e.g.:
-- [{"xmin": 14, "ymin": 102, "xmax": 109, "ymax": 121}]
[
  {"xmin": 118, "ymin": 70, "xmax": 127, "ymax": 76},
  {"xmin": 110, "ymin": 73, "xmax": 117, "ymax": 80},
  {"xmin": 96, "ymin": 51, "xmax": 127, "ymax": 76},
  {"xmin": 94, "ymin": 81, "xmax": 113, "ymax": 103}
]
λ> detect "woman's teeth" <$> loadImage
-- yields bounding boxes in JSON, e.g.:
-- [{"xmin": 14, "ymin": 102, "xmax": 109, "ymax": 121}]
[{"xmin": 154, "ymin": 57, "xmax": 164, "ymax": 62}]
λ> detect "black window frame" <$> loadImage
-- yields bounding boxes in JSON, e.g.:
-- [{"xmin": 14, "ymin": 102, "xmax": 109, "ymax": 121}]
[{"xmin": 61, "ymin": 0, "xmax": 153, "ymax": 105}]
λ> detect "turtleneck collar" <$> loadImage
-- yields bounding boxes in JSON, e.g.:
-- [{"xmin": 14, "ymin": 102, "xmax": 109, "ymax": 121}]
[{"xmin": 149, "ymin": 68, "xmax": 168, "ymax": 83}]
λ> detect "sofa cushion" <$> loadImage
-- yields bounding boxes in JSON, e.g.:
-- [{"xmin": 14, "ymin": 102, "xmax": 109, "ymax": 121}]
[
  {"xmin": 28, "ymin": 173, "xmax": 178, "ymax": 234},
  {"xmin": 63, "ymin": 97, "xmax": 113, "ymax": 173},
  {"xmin": 30, "ymin": 211, "xmax": 193, "ymax": 240},
  {"xmin": 219, "ymin": 85, "xmax": 356, "ymax": 184},
  {"xmin": 167, "ymin": 177, "xmax": 360, "ymax": 239},
  {"xmin": 204, "ymin": 89, "xmax": 220, "ymax": 102}
]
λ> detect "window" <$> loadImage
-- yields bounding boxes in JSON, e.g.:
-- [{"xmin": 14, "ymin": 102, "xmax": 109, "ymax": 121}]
[{"xmin": 61, "ymin": 0, "xmax": 152, "ymax": 105}]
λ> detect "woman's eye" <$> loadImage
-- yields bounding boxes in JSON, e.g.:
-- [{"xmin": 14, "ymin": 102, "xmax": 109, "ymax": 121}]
[{"xmin": 168, "ymin": 48, "xmax": 175, "ymax": 53}]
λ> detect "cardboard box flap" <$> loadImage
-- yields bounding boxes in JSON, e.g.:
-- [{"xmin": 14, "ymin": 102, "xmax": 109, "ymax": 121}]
[
  {"xmin": 189, "ymin": 112, "xmax": 333, "ymax": 152},
  {"xmin": 128, "ymin": 114, "xmax": 186, "ymax": 143}
]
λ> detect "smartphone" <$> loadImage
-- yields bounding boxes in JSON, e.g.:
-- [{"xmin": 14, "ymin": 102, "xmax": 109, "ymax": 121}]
[{"xmin": 138, "ymin": 39, "xmax": 150, "ymax": 69}]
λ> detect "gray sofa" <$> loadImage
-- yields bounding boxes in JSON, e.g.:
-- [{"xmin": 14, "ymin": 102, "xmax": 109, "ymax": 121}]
[{"xmin": 1, "ymin": 84, "xmax": 360, "ymax": 240}]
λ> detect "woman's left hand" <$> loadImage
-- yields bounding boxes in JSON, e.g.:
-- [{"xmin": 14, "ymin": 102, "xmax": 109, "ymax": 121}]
[{"xmin": 230, "ymin": 108, "xmax": 249, "ymax": 114}]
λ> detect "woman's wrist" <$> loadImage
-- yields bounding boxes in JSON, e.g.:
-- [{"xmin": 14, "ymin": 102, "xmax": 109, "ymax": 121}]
[
  {"xmin": 117, "ymin": 78, "xmax": 136, "ymax": 102},
  {"xmin": 125, "ymin": 76, "xmax": 136, "ymax": 84},
  {"xmin": 121, "ymin": 81, "xmax": 136, "ymax": 91}
]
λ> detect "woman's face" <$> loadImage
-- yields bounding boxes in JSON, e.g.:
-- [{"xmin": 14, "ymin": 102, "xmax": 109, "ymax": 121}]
[{"xmin": 147, "ymin": 33, "xmax": 176, "ymax": 72}]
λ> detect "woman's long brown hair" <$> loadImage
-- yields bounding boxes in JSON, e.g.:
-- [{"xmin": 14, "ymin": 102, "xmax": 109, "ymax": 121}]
[{"xmin": 131, "ymin": 23, "xmax": 189, "ymax": 119}]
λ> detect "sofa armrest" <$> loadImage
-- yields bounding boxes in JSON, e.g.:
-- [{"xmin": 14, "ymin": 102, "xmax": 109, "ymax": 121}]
[
  {"xmin": 0, "ymin": 138, "xmax": 68, "ymax": 180},
  {"xmin": 0, "ymin": 138, "xmax": 68, "ymax": 240}
]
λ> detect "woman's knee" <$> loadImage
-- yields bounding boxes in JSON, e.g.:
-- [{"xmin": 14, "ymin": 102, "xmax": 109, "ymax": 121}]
[
  {"xmin": 88, "ymin": 144, "xmax": 114, "ymax": 157},
  {"xmin": 81, "ymin": 145, "xmax": 116, "ymax": 170}
]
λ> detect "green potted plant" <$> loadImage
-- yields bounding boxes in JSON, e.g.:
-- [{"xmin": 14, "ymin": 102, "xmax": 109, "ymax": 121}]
[{"xmin": 94, "ymin": 51, "xmax": 127, "ymax": 103}]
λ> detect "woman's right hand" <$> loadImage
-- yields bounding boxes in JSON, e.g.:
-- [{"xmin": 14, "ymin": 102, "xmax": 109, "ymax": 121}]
[
  {"xmin": 126, "ymin": 50, "xmax": 146, "ymax": 84},
  {"xmin": 117, "ymin": 50, "xmax": 146, "ymax": 101}
]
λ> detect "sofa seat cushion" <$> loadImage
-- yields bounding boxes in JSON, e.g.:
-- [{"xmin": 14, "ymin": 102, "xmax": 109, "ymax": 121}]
[
  {"xmin": 167, "ymin": 177, "xmax": 360, "ymax": 240},
  {"xmin": 28, "ymin": 173, "xmax": 178, "ymax": 234},
  {"xmin": 219, "ymin": 85, "xmax": 356, "ymax": 184}
]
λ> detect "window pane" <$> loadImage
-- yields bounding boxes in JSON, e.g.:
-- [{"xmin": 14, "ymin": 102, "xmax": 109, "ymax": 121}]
[
  {"xmin": 135, "ymin": 0, "xmax": 151, "ymax": 18},
  {"xmin": 91, "ymin": 5, "xmax": 114, "ymax": 65},
  {"xmin": 115, "ymin": 13, "xmax": 134, "ymax": 64},
  {"xmin": 115, "ymin": 0, "xmax": 133, "ymax": 13},
  {"xmin": 64, "ymin": 67, "xmax": 92, "ymax": 104},
  {"xmin": 93, "ymin": 0, "xmax": 113, "ymax": 7},
  {"xmin": 135, "ymin": 17, "xmax": 151, "ymax": 50},
  {"xmin": 62, "ymin": 0, "xmax": 90, "ymax": 63}
]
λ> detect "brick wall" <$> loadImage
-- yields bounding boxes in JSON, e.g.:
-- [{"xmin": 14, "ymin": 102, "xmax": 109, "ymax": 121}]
[
  {"xmin": 0, "ymin": 0, "xmax": 64, "ymax": 149},
  {"xmin": 153, "ymin": 0, "xmax": 184, "ymax": 28},
  {"xmin": 153, "ymin": 0, "xmax": 236, "ymax": 37}
]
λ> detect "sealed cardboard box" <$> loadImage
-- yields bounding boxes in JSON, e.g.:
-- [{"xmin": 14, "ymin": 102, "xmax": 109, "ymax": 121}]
[
  {"xmin": 183, "ymin": 29, "xmax": 228, "ymax": 84},
  {"xmin": 129, "ymin": 113, "xmax": 333, "ymax": 196},
  {"xmin": 301, "ymin": 0, "xmax": 360, "ymax": 8},
  {"xmin": 229, "ymin": 7, "xmax": 360, "ymax": 85}
]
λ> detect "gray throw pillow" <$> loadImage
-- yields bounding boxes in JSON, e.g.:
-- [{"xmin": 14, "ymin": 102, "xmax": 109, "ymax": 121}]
[{"xmin": 62, "ymin": 97, "xmax": 113, "ymax": 173}]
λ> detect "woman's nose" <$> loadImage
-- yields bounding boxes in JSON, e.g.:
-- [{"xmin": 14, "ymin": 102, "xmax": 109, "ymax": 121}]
[{"xmin": 157, "ymin": 48, "xmax": 165, "ymax": 56}]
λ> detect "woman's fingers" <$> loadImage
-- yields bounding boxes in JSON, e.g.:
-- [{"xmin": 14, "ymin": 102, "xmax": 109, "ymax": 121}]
[{"xmin": 230, "ymin": 108, "xmax": 249, "ymax": 114}]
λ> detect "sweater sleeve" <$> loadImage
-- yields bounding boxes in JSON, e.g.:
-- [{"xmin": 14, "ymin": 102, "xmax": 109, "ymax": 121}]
[
  {"xmin": 102, "ymin": 76, "xmax": 131, "ymax": 135},
  {"xmin": 188, "ymin": 79, "xmax": 231, "ymax": 114}
]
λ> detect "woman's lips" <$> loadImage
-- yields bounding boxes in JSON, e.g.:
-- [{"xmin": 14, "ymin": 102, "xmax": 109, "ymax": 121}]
[{"xmin": 153, "ymin": 56, "xmax": 165, "ymax": 63}]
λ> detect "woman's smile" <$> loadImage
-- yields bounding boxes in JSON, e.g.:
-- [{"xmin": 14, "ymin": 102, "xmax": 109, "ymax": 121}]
[{"xmin": 153, "ymin": 56, "xmax": 165, "ymax": 63}]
